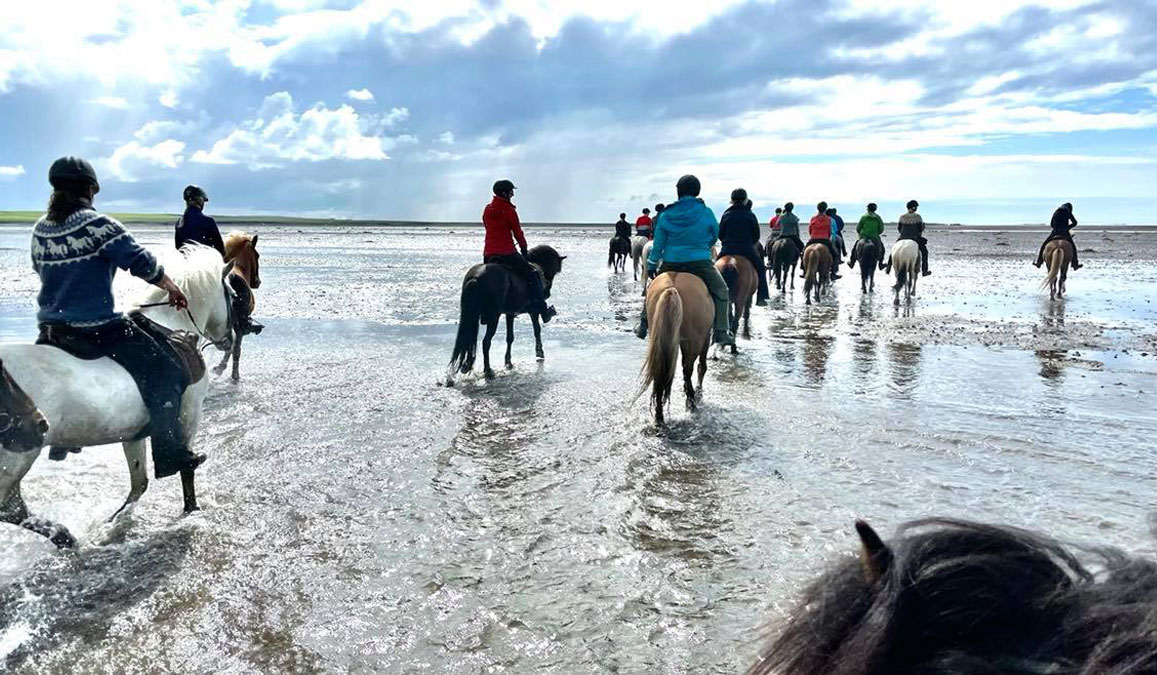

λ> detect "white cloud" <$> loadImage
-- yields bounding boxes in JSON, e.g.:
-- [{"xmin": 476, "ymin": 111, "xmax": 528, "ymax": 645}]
[
  {"xmin": 92, "ymin": 96, "xmax": 130, "ymax": 109},
  {"xmin": 105, "ymin": 139, "xmax": 186, "ymax": 181},
  {"xmin": 0, "ymin": 164, "xmax": 25, "ymax": 179},
  {"xmin": 159, "ymin": 89, "xmax": 180, "ymax": 108},
  {"xmin": 438, "ymin": 131, "xmax": 455, "ymax": 145},
  {"xmin": 345, "ymin": 88, "xmax": 375, "ymax": 102},
  {"xmin": 191, "ymin": 91, "xmax": 390, "ymax": 167}
]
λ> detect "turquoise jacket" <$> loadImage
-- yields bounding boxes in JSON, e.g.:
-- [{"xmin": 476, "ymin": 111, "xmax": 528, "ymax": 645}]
[{"xmin": 647, "ymin": 195, "xmax": 718, "ymax": 269}]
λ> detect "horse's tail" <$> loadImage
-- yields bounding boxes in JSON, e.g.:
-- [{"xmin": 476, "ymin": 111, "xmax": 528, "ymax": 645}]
[
  {"xmin": 608, "ymin": 240, "xmax": 615, "ymax": 268},
  {"xmin": 720, "ymin": 260, "xmax": 739, "ymax": 299},
  {"xmin": 638, "ymin": 287, "xmax": 683, "ymax": 410},
  {"xmin": 449, "ymin": 278, "xmax": 482, "ymax": 376},
  {"xmin": 804, "ymin": 248, "xmax": 818, "ymax": 284},
  {"xmin": 893, "ymin": 260, "xmax": 908, "ymax": 292},
  {"xmin": 1041, "ymin": 244, "xmax": 1064, "ymax": 291}
]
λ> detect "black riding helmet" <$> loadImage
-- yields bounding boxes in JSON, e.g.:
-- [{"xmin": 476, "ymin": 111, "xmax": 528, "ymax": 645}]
[
  {"xmin": 676, "ymin": 174, "xmax": 701, "ymax": 198},
  {"xmin": 48, "ymin": 156, "xmax": 99, "ymax": 192},
  {"xmin": 183, "ymin": 184, "xmax": 208, "ymax": 201},
  {"xmin": 493, "ymin": 179, "xmax": 517, "ymax": 196},
  {"xmin": 731, "ymin": 188, "xmax": 747, "ymax": 202},
  {"xmin": 642, "ymin": 208, "xmax": 650, "ymax": 214},
  {"xmin": 907, "ymin": 199, "xmax": 919, "ymax": 210}
]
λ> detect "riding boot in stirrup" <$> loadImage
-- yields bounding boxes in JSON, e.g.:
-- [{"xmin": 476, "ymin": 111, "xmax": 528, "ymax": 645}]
[
  {"xmin": 527, "ymin": 273, "xmax": 556, "ymax": 324},
  {"xmin": 634, "ymin": 315, "xmax": 648, "ymax": 339},
  {"xmin": 713, "ymin": 329, "xmax": 735, "ymax": 347}
]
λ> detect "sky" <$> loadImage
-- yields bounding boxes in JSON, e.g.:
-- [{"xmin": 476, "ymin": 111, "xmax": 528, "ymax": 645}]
[{"xmin": 1, "ymin": 0, "xmax": 1155, "ymax": 224}]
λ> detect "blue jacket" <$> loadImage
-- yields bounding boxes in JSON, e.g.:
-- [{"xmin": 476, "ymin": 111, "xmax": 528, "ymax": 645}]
[
  {"xmin": 647, "ymin": 196, "xmax": 718, "ymax": 268},
  {"xmin": 175, "ymin": 206, "xmax": 225, "ymax": 255},
  {"xmin": 32, "ymin": 209, "xmax": 165, "ymax": 327}
]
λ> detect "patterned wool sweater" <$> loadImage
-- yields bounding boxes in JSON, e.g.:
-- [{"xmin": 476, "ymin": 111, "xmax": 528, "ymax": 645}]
[{"xmin": 32, "ymin": 208, "xmax": 164, "ymax": 327}]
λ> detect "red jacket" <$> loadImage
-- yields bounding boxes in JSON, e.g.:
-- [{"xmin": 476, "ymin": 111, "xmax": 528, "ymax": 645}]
[
  {"xmin": 808, "ymin": 214, "xmax": 832, "ymax": 240},
  {"xmin": 635, "ymin": 215, "xmax": 652, "ymax": 233},
  {"xmin": 483, "ymin": 196, "xmax": 528, "ymax": 256}
]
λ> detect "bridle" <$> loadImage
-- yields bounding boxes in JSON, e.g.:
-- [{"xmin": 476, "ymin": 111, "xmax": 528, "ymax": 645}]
[{"xmin": 137, "ymin": 275, "xmax": 236, "ymax": 352}]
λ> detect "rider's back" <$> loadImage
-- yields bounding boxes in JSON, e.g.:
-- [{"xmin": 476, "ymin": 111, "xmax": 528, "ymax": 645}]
[
  {"xmin": 777, "ymin": 212, "xmax": 800, "ymax": 237},
  {"xmin": 650, "ymin": 197, "xmax": 717, "ymax": 264},
  {"xmin": 898, "ymin": 212, "xmax": 924, "ymax": 239}
]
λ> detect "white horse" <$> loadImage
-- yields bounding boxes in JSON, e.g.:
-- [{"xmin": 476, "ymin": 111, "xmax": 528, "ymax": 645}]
[
  {"xmin": 0, "ymin": 244, "xmax": 233, "ymax": 548},
  {"xmin": 890, "ymin": 239, "xmax": 921, "ymax": 306},
  {"xmin": 630, "ymin": 235, "xmax": 649, "ymax": 281}
]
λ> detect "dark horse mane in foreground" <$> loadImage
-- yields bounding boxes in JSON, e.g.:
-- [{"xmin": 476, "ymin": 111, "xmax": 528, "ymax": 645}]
[{"xmin": 750, "ymin": 518, "xmax": 1157, "ymax": 675}]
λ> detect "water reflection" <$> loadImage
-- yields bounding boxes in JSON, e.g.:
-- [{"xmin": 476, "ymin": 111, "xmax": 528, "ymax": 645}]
[
  {"xmin": 802, "ymin": 334, "xmax": 834, "ymax": 385},
  {"xmin": 1035, "ymin": 350, "xmax": 1068, "ymax": 382},
  {"xmin": 886, "ymin": 342, "xmax": 923, "ymax": 398},
  {"xmin": 620, "ymin": 451, "xmax": 725, "ymax": 563}
]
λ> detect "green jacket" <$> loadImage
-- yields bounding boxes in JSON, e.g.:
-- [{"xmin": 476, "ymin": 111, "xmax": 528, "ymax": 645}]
[{"xmin": 857, "ymin": 212, "xmax": 884, "ymax": 239}]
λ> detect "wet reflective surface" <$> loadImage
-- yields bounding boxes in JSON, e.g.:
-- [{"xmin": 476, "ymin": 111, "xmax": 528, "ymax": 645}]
[{"xmin": 1, "ymin": 224, "xmax": 1156, "ymax": 673}]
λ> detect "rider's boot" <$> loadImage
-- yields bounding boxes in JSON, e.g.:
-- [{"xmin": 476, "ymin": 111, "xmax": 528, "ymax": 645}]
[
  {"xmin": 713, "ymin": 329, "xmax": 735, "ymax": 347},
  {"xmin": 527, "ymin": 273, "xmax": 556, "ymax": 324},
  {"xmin": 151, "ymin": 417, "xmax": 207, "ymax": 479},
  {"xmin": 634, "ymin": 313, "xmax": 648, "ymax": 339},
  {"xmin": 922, "ymin": 260, "xmax": 932, "ymax": 277},
  {"xmin": 229, "ymin": 281, "xmax": 264, "ymax": 335},
  {"xmin": 756, "ymin": 267, "xmax": 770, "ymax": 306},
  {"xmin": 710, "ymin": 295, "xmax": 735, "ymax": 346}
]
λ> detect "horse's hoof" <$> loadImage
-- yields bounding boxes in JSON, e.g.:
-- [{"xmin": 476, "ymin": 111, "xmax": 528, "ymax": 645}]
[
  {"xmin": 484, "ymin": 369, "xmax": 495, "ymax": 380},
  {"xmin": 535, "ymin": 350, "xmax": 545, "ymax": 360},
  {"xmin": 51, "ymin": 528, "xmax": 78, "ymax": 549},
  {"xmin": 183, "ymin": 504, "xmax": 200, "ymax": 514},
  {"xmin": 212, "ymin": 366, "xmax": 226, "ymax": 376}
]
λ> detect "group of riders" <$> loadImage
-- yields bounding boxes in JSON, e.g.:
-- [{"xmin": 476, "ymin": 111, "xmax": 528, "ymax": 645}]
[{"xmin": 27, "ymin": 157, "xmax": 259, "ymax": 482}]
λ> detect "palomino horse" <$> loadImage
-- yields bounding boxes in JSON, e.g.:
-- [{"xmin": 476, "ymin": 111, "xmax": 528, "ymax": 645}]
[
  {"xmin": 638, "ymin": 272, "xmax": 713, "ymax": 424},
  {"xmin": 715, "ymin": 255, "xmax": 757, "ymax": 349},
  {"xmin": 1042, "ymin": 238, "xmax": 1074, "ymax": 301},
  {"xmin": 608, "ymin": 236, "xmax": 630, "ymax": 274},
  {"xmin": 214, "ymin": 231, "xmax": 262, "ymax": 380},
  {"xmin": 630, "ymin": 235, "xmax": 649, "ymax": 281},
  {"xmin": 769, "ymin": 238, "xmax": 799, "ymax": 292},
  {"xmin": 448, "ymin": 245, "xmax": 565, "ymax": 381},
  {"xmin": 852, "ymin": 238, "xmax": 881, "ymax": 293},
  {"xmin": 802, "ymin": 243, "xmax": 833, "ymax": 305},
  {"xmin": 0, "ymin": 246, "xmax": 232, "ymax": 547},
  {"xmin": 749, "ymin": 518, "xmax": 1157, "ymax": 675},
  {"xmin": 890, "ymin": 239, "xmax": 920, "ymax": 306}
]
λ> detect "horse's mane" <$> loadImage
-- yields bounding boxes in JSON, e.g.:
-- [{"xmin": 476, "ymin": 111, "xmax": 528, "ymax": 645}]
[
  {"xmin": 222, "ymin": 231, "xmax": 252, "ymax": 262},
  {"xmin": 750, "ymin": 518, "xmax": 1157, "ymax": 675},
  {"xmin": 135, "ymin": 244, "xmax": 224, "ymax": 308}
]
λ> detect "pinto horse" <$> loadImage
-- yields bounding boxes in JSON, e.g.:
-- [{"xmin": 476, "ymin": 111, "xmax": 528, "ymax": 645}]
[
  {"xmin": 802, "ymin": 243, "xmax": 832, "ymax": 305},
  {"xmin": 0, "ymin": 246, "xmax": 232, "ymax": 547},
  {"xmin": 638, "ymin": 272, "xmax": 713, "ymax": 424},
  {"xmin": 890, "ymin": 239, "xmax": 920, "ymax": 306},
  {"xmin": 448, "ymin": 245, "xmax": 565, "ymax": 381},
  {"xmin": 1042, "ymin": 238, "xmax": 1074, "ymax": 301},
  {"xmin": 769, "ymin": 238, "xmax": 799, "ymax": 292},
  {"xmin": 749, "ymin": 518, "xmax": 1157, "ymax": 675},
  {"xmin": 715, "ymin": 255, "xmax": 757, "ymax": 349},
  {"xmin": 212, "ymin": 231, "xmax": 262, "ymax": 380},
  {"xmin": 608, "ymin": 236, "xmax": 630, "ymax": 274}
]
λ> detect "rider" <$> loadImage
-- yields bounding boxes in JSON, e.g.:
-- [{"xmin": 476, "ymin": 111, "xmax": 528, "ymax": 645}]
[
  {"xmin": 886, "ymin": 199, "xmax": 931, "ymax": 276},
  {"xmin": 849, "ymin": 202, "xmax": 885, "ymax": 269},
  {"xmin": 1034, "ymin": 202, "xmax": 1082, "ymax": 270},
  {"xmin": 719, "ymin": 188, "xmax": 771, "ymax": 306},
  {"xmin": 175, "ymin": 185, "xmax": 225, "ymax": 256},
  {"xmin": 635, "ymin": 208, "xmax": 653, "ymax": 238},
  {"xmin": 483, "ymin": 179, "xmax": 556, "ymax": 322},
  {"xmin": 777, "ymin": 202, "xmax": 804, "ymax": 262},
  {"xmin": 634, "ymin": 175, "xmax": 735, "ymax": 347},
  {"xmin": 768, "ymin": 207, "xmax": 783, "ymax": 239},
  {"xmin": 806, "ymin": 201, "xmax": 842, "ymax": 281},
  {"xmin": 31, "ymin": 157, "xmax": 206, "ymax": 479},
  {"xmin": 615, "ymin": 212, "xmax": 632, "ymax": 240},
  {"xmin": 828, "ymin": 207, "xmax": 847, "ymax": 260}
]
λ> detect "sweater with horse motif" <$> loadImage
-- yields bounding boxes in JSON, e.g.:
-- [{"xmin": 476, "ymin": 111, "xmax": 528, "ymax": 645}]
[{"xmin": 32, "ymin": 209, "xmax": 165, "ymax": 328}]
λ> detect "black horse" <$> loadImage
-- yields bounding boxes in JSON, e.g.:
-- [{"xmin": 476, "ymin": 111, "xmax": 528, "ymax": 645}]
[
  {"xmin": 608, "ymin": 235, "xmax": 630, "ymax": 273},
  {"xmin": 769, "ymin": 237, "xmax": 800, "ymax": 291},
  {"xmin": 448, "ymin": 245, "xmax": 565, "ymax": 380},
  {"xmin": 850, "ymin": 238, "xmax": 881, "ymax": 293},
  {"xmin": 749, "ymin": 518, "xmax": 1157, "ymax": 675}
]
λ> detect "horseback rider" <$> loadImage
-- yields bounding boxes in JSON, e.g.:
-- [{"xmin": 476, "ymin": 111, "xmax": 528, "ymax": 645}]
[
  {"xmin": 768, "ymin": 207, "xmax": 783, "ymax": 239},
  {"xmin": 805, "ymin": 201, "xmax": 842, "ymax": 281},
  {"xmin": 1034, "ymin": 202, "xmax": 1083, "ymax": 270},
  {"xmin": 719, "ymin": 188, "xmax": 770, "ymax": 306},
  {"xmin": 849, "ymin": 202, "xmax": 885, "ymax": 269},
  {"xmin": 175, "ymin": 185, "xmax": 225, "ymax": 256},
  {"xmin": 827, "ymin": 207, "xmax": 847, "ymax": 261},
  {"xmin": 635, "ymin": 175, "xmax": 735, "ymax": 347},
  {"xmin": 31, "ymin": 157, "xmax": 206, "ymax": 479},
  {"xmin": 885, "ymin": 199, "xmax": 931, "ymax": 276},
  {"xmin": 777, "ymin": 202, "xmax": 804, "ymax": 261},
  {"xmin": 635, "ymin": 208, "xmax": 653, "ymax": 238},
  {"xmin": 615, "ymin": 212, "xmax": 632, "ymax": 240},
  {"xmin": 483, "ymin": 179, "xmax": 556, "ymax": 322}
]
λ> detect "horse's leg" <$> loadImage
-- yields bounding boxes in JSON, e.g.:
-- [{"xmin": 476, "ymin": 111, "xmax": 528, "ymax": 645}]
[
  {"xmin": 683, "ymin": 344, "xmax": 697, "ymax": 411},
  {"xmin": 230, "ymin": 332, "xmax": 243, "ymax": 382},
  {"xmin": 181, "ymin": 468, "xmax": 199, "ymax": 513},
  {"xmin": 743, "ymin": 298, "xmax": 751, "ymax": 338},
  {"xmin": 0, "ymin": 449, "xmax": 76, "ymax": 548},
  {"xmin": 111, "ymin": 440, "xmax": 149, "ymax": 520},
  {"xmin": 504, "ymin": 313, "xmax": 515, "ymax": 369},
  {"xmin": 481, "ymin": 317, "xmax": 499, "ymax": 378},
  {"xmin": 213, "ymin": 331, "xmax": 232, "ymax": 375},
  {"xmin": 531, "ymin": 314, "xmax": 544, "ymax": 360}
]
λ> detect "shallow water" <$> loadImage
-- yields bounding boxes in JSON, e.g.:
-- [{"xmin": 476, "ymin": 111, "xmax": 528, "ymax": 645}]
[{"xmin": 1, "ymin": 224, "xmax": 1155, "ymax": 673}]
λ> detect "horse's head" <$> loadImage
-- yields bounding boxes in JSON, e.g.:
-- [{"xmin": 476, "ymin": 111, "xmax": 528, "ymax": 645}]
[
  {"xmin": 751, "ymin": 518, "xmax": 1090, "ymax": 675},
  {"xmin": 224, "ymin": 231, "xmax": 261, "ymax": 289},
  {"xmin": 527, "ymin": 245, "xmax": 565, "ymax": 297},
  {"xmin": 0, "ymin": 357, "xmax": 48, "ymax": 452}
]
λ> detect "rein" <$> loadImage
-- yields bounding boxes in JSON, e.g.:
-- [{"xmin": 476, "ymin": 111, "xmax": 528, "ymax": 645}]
[{"xmin": 137, "ymin": 276, "xmax": 235, "ymax": 351}]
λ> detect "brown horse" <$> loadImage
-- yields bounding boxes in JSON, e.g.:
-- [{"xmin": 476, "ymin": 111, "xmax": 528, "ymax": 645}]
[
  {"xmin": 715, "ymin": 255, "xmax": 757, "ymax": 350},
  {"xmin": 802, "ymin": 243, "xmax": 832, "ymax": 305},
  {"xmin": 638, "ymin": 272, "xmax": 713, "ymax": 424},
  {"xmin": 1042, "ymin": 238, "xmax": 1074, "ymax": 301},
  {"xmin": 215, "ymin": 231, "xmax": 261, "ymax": 381}
]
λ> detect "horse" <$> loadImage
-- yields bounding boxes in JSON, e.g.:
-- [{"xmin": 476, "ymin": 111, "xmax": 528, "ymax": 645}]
[
  {"xmin": 748, "ymin": 517, "xmax": 1157, "ymax": 675},
  {"xmin": 630, "ymin": 235, "xmax": 649, "ymax": 281},
  {"xmin": 212, "ymin": 231, "xmax": 262, "ymax": 381},
  {"xmin": 852, "ymin": 239, "xmax": 881, "ymax": 293},
  {"xmin": 0, "ymin": 358, "xmax": 49, "ymax": 454},
  {"xmin": 638, "ymin": 272, "xmax": 713, "ymax": 425},
  {"xmin": 769, "ymin": 238, "xmax": 799, "ymax": 292},
  {"xmin": 890, "ymin": 239, "xmax": 920, "ymax": 306},
  {"xmin": 608, "ymin": 235, "xmax": 630, "ymax": 274},
  {"xmin": 448, "ymin": 245, "xmax": 565, "ymax": 381},
  {"xmin": 0, "ymin": 245, "xmax": 232, "ymax": 548},
  {"xmin": 715, "ymin": 255, "xmax": 757, "ymax": 350},
  {"xmin": 1042, "ymin": 238, "xmax": 1074, "ymax": 301},
  {"xmin": 802, "ymin": 243, "xmax": 832, "ymax": 305}
]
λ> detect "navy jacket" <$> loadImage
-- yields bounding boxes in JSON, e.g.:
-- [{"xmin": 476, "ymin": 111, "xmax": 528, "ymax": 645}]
[
  {"xmin": 175, "ymin": 207, "xmax": 225, "ymax": 255},
  {"xmin": 718, "ymin": 203, "xmax": 760, "ymax": 256},
  {"xmin": 1050, "ymin": 208, "xmax": 1077, "ymax": 236}
]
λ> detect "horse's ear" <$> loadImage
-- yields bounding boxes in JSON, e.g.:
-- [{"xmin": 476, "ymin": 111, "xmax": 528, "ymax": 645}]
[
  {"xmin": 559, "ymin": 255, "xmax": 567, "ymax": 261},
  {"xmin": 251, "ymin": 233, "xmax": 259, "ymax": 247},
  {"xmin": 855, "ymin": 519, "xmax": 892, "ymax": 584}
]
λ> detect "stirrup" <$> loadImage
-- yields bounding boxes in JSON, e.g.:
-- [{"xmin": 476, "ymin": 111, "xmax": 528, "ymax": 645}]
[{"xmin": 713, "ymin": 330, "xmax": 735, "ymax": 346}]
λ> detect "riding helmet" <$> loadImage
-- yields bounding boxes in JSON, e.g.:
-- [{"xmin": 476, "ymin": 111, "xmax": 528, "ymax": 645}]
[
  {"xmin": 731, "ymin": 188, "xmax": 747, "ymax": 202},
  {"xmin": 867, "ymin": 203, "xmax": 877, "ymax": 212},
  {"xmin": 183, "ymin": 184, "xmax": 209, "ymax": 201},
  {"xmin": 676, "ymin": 174, "xmax": 701, "ymax": 198},
  {"xmin": 493, "ymin": 179, "xmax": 517, "ymax": 195},
  {"xmin": 642, "ymin": 208, "xmax": 650, "ymax": 214},
  {"xmin": 907, "ymin": 199, "xmax": 919, "ymax": 209},
  {"xmin": 48, "ymin": 156, "xmax": 99, "ymax": 192}
]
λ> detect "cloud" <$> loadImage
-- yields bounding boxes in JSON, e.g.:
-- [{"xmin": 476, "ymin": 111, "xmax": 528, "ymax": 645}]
[
  {"xmin": 0, "ymin": 164, "xmax": 25, "ymax": 179},
  {"xmin": 190, "ymin": 91, "xmax": 390, "ymax": 167},
  {"xmin": 159, "ymin": 89, "xmax": 180, "ymax": 108},
  {"xmin": 345, "ymin": 88, "xmax": 375, "ymax": 102},
  {"xmin": 92, "ymin": 96, "xmax": 130, "ymax": 109},
  {"xmin": 104, "ymin": 139, "xmax": 186, "ymax": 181},
  {"xmin": 438, "ymin": 131, "xmax": 455, "ymax": 145}
]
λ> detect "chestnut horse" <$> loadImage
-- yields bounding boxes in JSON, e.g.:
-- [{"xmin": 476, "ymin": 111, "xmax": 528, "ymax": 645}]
[
  {"xmin": 638, "ymin": 272, "xmax": 713, "ymax": 424},
  {"xmin": 1042, "ymin": 238, "xmax": 1073, "ymax": 301},
  {"xmin": 715, "ymin": 255, "xmax": 757, "ymax": 350},
  {"xmin": 214, "ymin": 231, "xmax": 261, "ymax": 381},
  {"xmin": 802, "ymin": 243, "xmax": 832, "ymax": 305}
]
